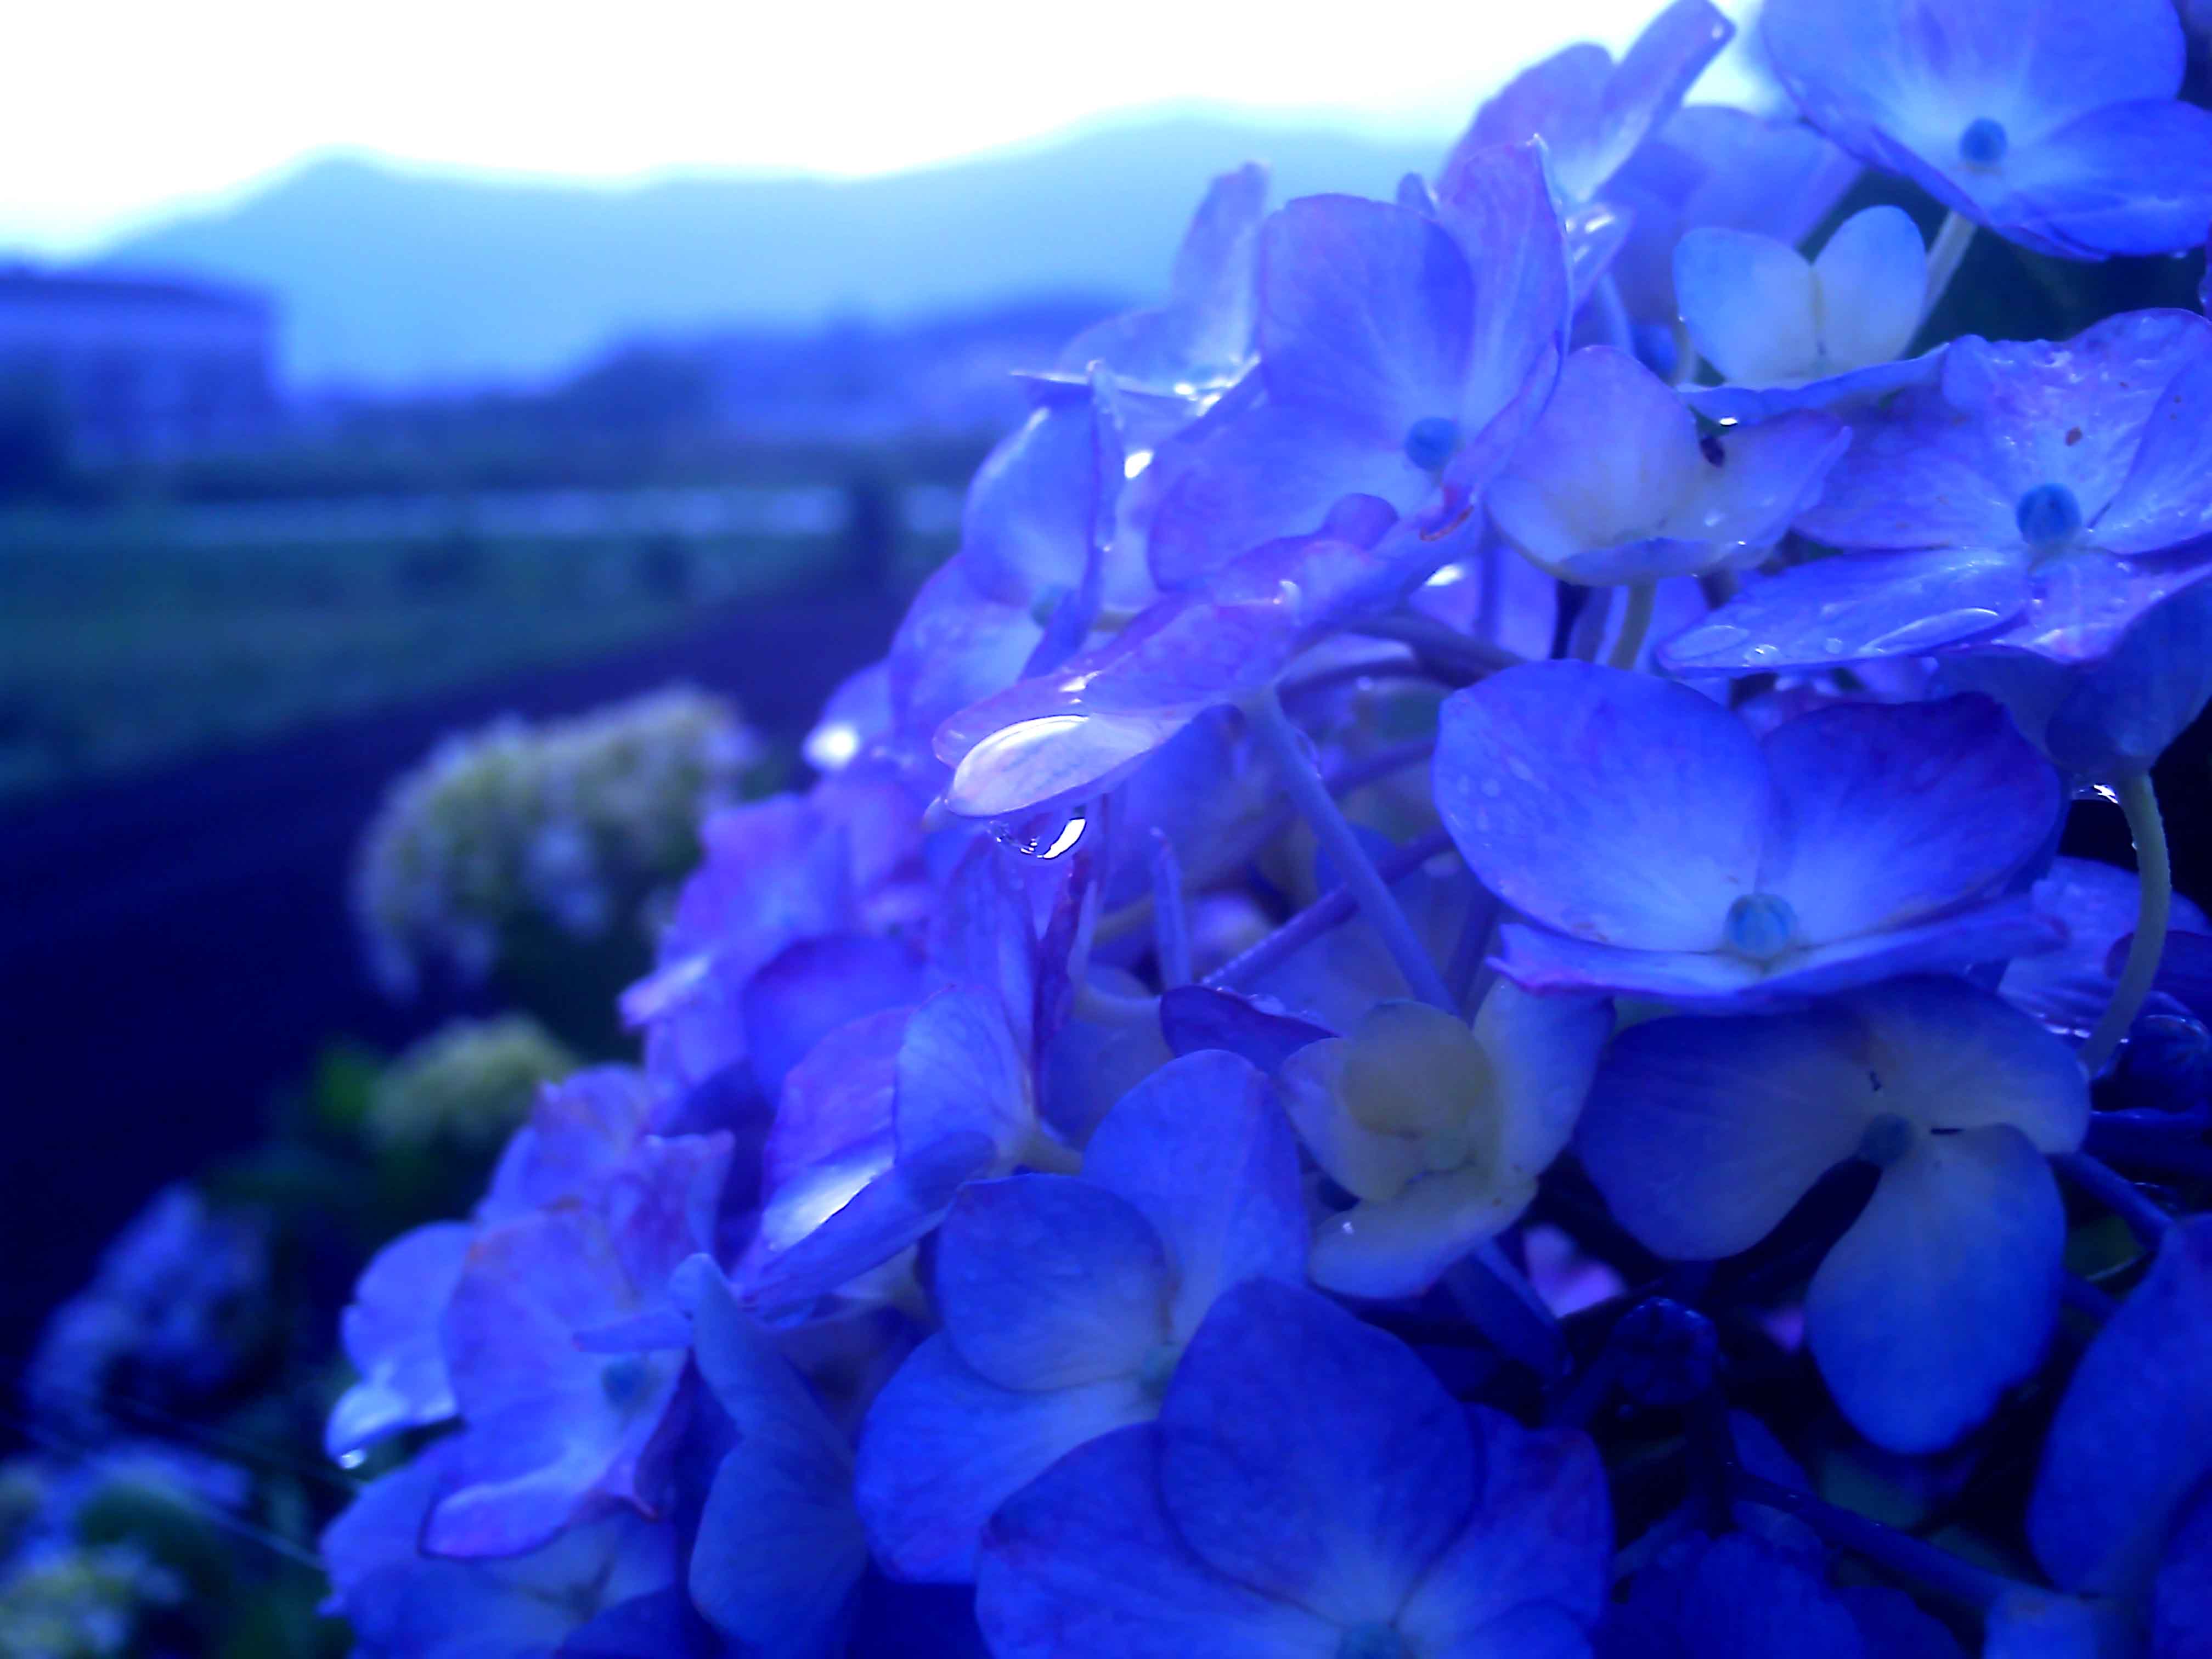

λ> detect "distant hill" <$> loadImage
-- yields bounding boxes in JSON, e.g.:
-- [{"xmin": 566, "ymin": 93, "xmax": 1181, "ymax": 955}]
[{"xmin": 89, "ymin": 117, "xmax": 1448, "ymax": 391}]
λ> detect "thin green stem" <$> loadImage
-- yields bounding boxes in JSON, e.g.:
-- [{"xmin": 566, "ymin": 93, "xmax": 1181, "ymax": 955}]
[
  {"xmin": 1731, "ymin": 1469, "xmax": 2019, "ymax": 1612},
  {"xmin": 1607, "ymin": 582, "xmax": 1658, "ymax": 670},
  {"xmin": 1249, "ymin": 684, "xmax": 1456, "ymax": 1011},
  {"xmin": 1921, "ymin": 211, "xmax": 1977, "ymax": 324},
  {"xmin": 2055, "ymin": 1150, "xmax": 2172, "ymax": 1248},
  {"xmin": 1205, "ymin": 830, "xmax": 1455, "ymax": 993},
  {"xmin": 2079, "ymin": 772, "xmax": 2171, "ymax": 1075}
]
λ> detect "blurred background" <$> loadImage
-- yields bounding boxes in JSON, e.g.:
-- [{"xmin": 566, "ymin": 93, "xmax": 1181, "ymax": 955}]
[{"xmin": 0, "ymin": 4, "xmax": 1764, "ymax": 1649}]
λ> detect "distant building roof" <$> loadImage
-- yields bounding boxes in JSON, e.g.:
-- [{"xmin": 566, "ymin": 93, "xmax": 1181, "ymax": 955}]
[{"xmin": 0, "ymin": 263, "xmax": 272, "ymax": 319}]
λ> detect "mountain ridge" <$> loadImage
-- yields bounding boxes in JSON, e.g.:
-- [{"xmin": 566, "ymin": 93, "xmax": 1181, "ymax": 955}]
[{"xmin": 86, "ymin": 117, "xmax": 1451, "ymax": 390}]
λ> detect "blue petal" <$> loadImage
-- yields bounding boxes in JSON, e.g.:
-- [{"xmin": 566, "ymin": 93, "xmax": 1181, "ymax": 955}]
[
  {"xmin": 935, "ymin": 1177, "xmax": 1172, "ymax": 1390},
  {"xmin": 1756, "ymin": 693, "xmax": 2061, "ymax": 943},
  {"xmin": 2098, "ymin": 340, "xmax": 2212, "ymax": 554},
  {"xmin": 2152, "ymin": 1488, "xmax": 2212, "ymax": 1657},
  {"xmin": 1079, "ymin": 1050, "xmax": 1307, "ymax": 1338},
  {"xmin": 2029, "ymin": 1218, "xmax": 2212, "ymax": 1594},
  {"xmin": 1157, "ymin": 1279, "xmax": 1475, "ymax": 1624},
  {"xmin": 2003, "ymin": 100, "xmax": 2212, "ymax": 258},
  {"xmin": 975, "ymin": 1425, "xmax": 1338, "ymax": 1658},
  {"xmin": 856, "ymin": 1335, "xmax": 1155, "ymax": 1584},
  {"xmin": 1657, "ymin": 547, "xmax": 2029, "ymax": 676},
  {"xmin": 1601, "ymin": 1532, "xmax": 1865, "ymax": 1659},
  {"xmin": 1435, "ymin": 661, "xmax": 1770, "ymax": 951},
  {"xmin": 326, "ymin": 1221, "xmax": 470, "ymax": 1458},
  {"xmin": 1397, "ymin": 1408, "xmax": 1611, "ymax": 1649},
  {"xmin": 2003, "ymin": 859, "xmax": 2211, "ymax": 1036},
  {"xmin": 895, "ymin": 986, "xmax": 1031, "ymax": 1170},
  {"xmin": 741, "ymin": 934, "xmax": 928, "ymax": 1102},
  {"xmin": 1808, "ymin": 1123, "xmax": 2066, "ymax": 1452}
]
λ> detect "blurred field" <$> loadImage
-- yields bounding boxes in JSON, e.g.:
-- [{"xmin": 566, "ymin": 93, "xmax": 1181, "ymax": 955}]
[{"xmin": 0, "ymin": 482, "xmax": 956, "ymax": 803}]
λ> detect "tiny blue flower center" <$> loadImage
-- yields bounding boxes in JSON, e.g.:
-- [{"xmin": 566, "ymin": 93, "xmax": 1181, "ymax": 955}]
[
  {"xmin": 1959, "ymin": 117, "xmax": 2008, "ymax": 168},
  {"xmin": 1338, "ymin": 1622, "xmax": 1413, "ymax": 1659},
  {"xmin": 1859, "ymin": 1112, "xmax": 1917, "ymax": 1169},
  {"xmin": 1402, "ymin": 416, "xmax": 1460, "ymax": 472},
  {"xmin": 600, "ymin": 1357, "xmax": 653, "ymax": 1411},
  {"xmin": 1723, "ymin": 893, "xmax": 1799, "ymax": 962},
  {"xmin": 2016, "ymin": 482, "xmax": 2084, "ymax": 552}
]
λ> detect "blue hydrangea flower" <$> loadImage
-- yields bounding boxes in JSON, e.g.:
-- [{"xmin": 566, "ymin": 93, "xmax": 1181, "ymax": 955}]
[
  {"xmin": 677, "ymin": 1255, "xmax": 870, "ymax": 1657},
  {"xmin": 1486, "ymin": 345, "xmax": 1850, "ymax": 584},
  {"xmin": 2025, "ymin": 1218, "xmax": 2212, "ymax": 1637},
  {"xmin": 319, "ymin": 1436, "xmax": 681, "ymax": 1659},
  {"xmin": 424, "ymin": 1130, "xmax": 734, "ymax": 1557},
  {"xmin": 1144, "ymin": 140, "xmax": 1569, "ymax": 590},
  {"xmin": 1674, "ymin": 206, "xmax": 1945, "ymax": 421},
  {"xmin": 1279, "ymin": 986, "xmax": 1610, "ymax": 1299},
  {"xmin": 974, "ymin": 1278, "xmax": 1611, "ymax": 1657},
  {"xmin": 1607, "ymin": 105, "xmax": 1861, "ymax": 338},
  {"xmin": 1662, "ymin": 311, "xmax": 2212, "ymax": 683},
  {"xmin": 854, "ymin": 1049, "xmax": 1302, "ymax": 1582},
  {"xmin": 1432, "ymin": 663, "xmax": 2063, "ymax": 1009},
  {"xmin": 1763, "ymin": 0, "xmax": 2212, "ymax": 258},
  {"xmin": 1449, "ymin": 0, "xmax": 1734, "ymax": 210},
  {"xmin": 1576, "ymin": 976, "xmax": 2089, "ymax": 1451},
  {"xmin": 325, "ymin": 1221, "xmax": 471, "ymax": 1459}
]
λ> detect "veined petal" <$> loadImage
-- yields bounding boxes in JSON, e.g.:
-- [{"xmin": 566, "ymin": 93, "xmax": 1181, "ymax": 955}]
[
  {"xmin": 1807, "ymin": 1122, "xmax": 2066, "ymax": 1453},
  {"xmin": 856, "ymin": 1336, "xmax": 1155, "ymax": 1585},
  {"xmin": 1158, "ymin": 1280, "xmax": 1476, "ymax": 1625},
  {"xmin": 1309, "ymin": 1163, "xmax": 1537, "ymax": 1300},
  {"xmin": 1435, "ymin": 662, "xmax": 1769, "ymax": 950},
  {"xmin": 1675, "ymin": 228, "xmax": 1819, "ymax": 386},
  {"xmin": 1809, "ymin": 205, "xmax": 1926, "ymax": 370}
]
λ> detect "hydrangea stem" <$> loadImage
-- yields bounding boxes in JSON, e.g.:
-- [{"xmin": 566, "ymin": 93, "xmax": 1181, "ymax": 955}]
[
  {"xmin": 2054, "ymin": 1150, "xmax": 2172, "ymax": 1248},
  {"xmin": 2079, "ymin": 772, "xmax": 2171, "ymax": 1075},
  {"xmin": 1351, "ymin": 611, "xmax": 1523, "ymax": 679},
  {"xmin": 1606, "ymin": 582, "xmax": 1657, "ymax": 670},
  {"xmin": 1148, "ymin": 831, "xmax": 1193, "ymax": 989},
  {"xmin": 1205, "ymin": 830, "xmax": 1455, "ymax": 992},
  {"xmin": 1250, "ymin": 684, "xmax": 1457, "ymax": 1011},
  {"xmin": 1730, "ymin": 1470, "xmax": 2018, "ymax": 1612},
  {"xmin": 1921, "ymin": 211, "xmax": 1977, "ymax": 322}
]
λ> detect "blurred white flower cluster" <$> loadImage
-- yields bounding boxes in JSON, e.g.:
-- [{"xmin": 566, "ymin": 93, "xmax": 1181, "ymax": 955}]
[
  {"xmin": 353, "ymin": 686, "xmax": 760, "ymax": 997},
  {"xmin": 364, "ymin": 1013, "xmax": 577, "ymax": 1153}
]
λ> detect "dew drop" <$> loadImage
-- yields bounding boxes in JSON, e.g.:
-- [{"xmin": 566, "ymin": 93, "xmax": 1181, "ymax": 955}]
[
  {"xmin": 336, "ymin": 1449, "xmax": 368, "ymax": 1470},
  {"xmin": 989, "ymin": 805, "xmax": 1088, "ymax": 860}
]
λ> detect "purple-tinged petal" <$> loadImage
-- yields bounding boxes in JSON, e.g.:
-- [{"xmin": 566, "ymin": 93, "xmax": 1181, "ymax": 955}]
[
  {"xmin": 895, "ymin": 985, "xmax": 1031, "ymax": 1169},
  {"xmin": 680, "ymin": 1256, "xmax": 868, "ymax": 1654},
  {"xmin": 2029, "ymin": 1218, "xmax": 2212, "ymax": 1594},
  {"xmin": 1454, "ymin": 0, "xmax": 1733, "ymax": 206},
  {"xmin": 1577, "ymin": 1001, "xmax": 1878, "ymax": 1260},
  {"xmin": 975, "ymin": 1425, "xmax": 1338, "ymax": 1659},
  {"xmin": 1808, "ymin": 1122, "xmax": 2065, "ymax": 1452},
  {"xmin": 2142, "ymin": 928, "xmax": 2212, "ymax": 1020},
  {"xmin": 2004, "ymin": 859, "xmax": 2210, "ymax": 1036},
  {"xmin": 1060, "ymin": 163, "xmax": 1267, "ymax": 390},
  {"xmin": 2003, "ymin": 100, "xmax": 2212, "ymax": 259},
  {"xmin": 1436, "ymin": 662, "xmax": 1769, "ymax": 951},
  {"xmin": 1496, "ymin": 896, "xmax": 2066, "ymax": 1010},
  {"xmin": 489, "ymin": 1066, "xmax": 659, "ymax": 1216},
  {"xmin": 761, "ymin": 1007, "xmax": 904, "ymax": 1195},
  {"xmin": 886, "ymin": 560, "xmax": 1045, "ymax": 748},
  {"xmin": 1258, "ymin": 194, "xmax": 1476, "ymax": 447},
  {"xmin": 1081, "ymin": 1049, "xmax": 1306, "ymax": 1337},
  {"xmin": 2097, "ymin": 343, "xmax": 2212, "ymax": 554},
  {"xmin": 742, "ymin": 934, "xmax": 927, "ymax": 1103},
  {"xmin": 327, "ymin": 1222, "xmax": 471, "ymax": 1458},
  {"xmin": 1757, "ymin": 694, "xmax": 2061, "ymax": 943},
  {"xmin": 1397, "ymin": 1409, "xmax": 1610, "ymax": 1649},
  {"xmin": 856, "ymin": 1336, "xmax": 1156, "ymax": 1585},
  {"xmin": 935, "ymin": 1177, "xmax": 1171, "ymax": 1391},
  {"xmin": 1158, "ymin": 984, "xmax": 1334, "ymax": 1071},
  {"xmin": 1157, "ymin": 1279, "xmax": 1475, "ymax": 1624},
  {"xmin": 1658, "ymin": 547, "xmax": 2029, "ymax": 676},
  {"xmin": 603, "ymin": 1131, "xmax": 734, "ymax": 1300}
]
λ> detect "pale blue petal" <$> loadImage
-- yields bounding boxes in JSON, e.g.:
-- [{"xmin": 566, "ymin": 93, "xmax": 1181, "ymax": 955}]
[
  {"xmin": 935, "ymin": 1177, "xmax": 1172, "ymax": 1391},
  {"xmin": 1157, "ymin": 984, "xmax": 1335, "ymax": 1071},
  {"xmin": 1676, "ymin": 228, "xmax": 1818, "ymax": 386},
  {"xmin": 1435, "ymin": 662, "xmax": 1770, "ymax": 950},
  {"xmin": 327, "ymin": 1221, "xmax": 470, "ymax": 1458},
  {"xmin": 895, "ymin": 985, "xmax": 1030, "ymax": 1168},
  {"xmin": 2002, "ymin": 858, "xmax": 2210, "ymax": 1036},
  {"xmin": 1808, "ymin": 1123, "xmax": 2066, "ymax": 1452},
  {"xmin": 1080, "ymin": 1049, "xmax": 1306, "ymax": 1337}
]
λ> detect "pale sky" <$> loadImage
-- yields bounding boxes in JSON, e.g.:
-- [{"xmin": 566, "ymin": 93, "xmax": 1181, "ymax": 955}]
[{"xmin": 2, "ymin": 0, "xmax": 1763, "ymax": 255}]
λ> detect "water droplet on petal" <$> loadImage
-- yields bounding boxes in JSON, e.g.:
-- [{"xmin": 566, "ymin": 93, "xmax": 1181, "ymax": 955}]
[
  {"xmin": 989, "ymin": 804, "xmax": 1088, "ymax": 859},
  {"xmin": 1860, "ymin": 607, "xmax": 2006, "ymax": 654},
  {"xmin": 336, "ymin": 1449, "xmax": 368, "ymax": 1470}
]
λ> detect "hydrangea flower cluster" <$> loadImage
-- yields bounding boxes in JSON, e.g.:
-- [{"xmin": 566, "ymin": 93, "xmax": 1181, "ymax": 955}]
[
  {"xmin": 319, "ymin": 2, "xmax": 2212, "ymax": 1653},
  {"xmin": 353, "ymin": 686, "xmax": 759, "ymax": 998}
]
